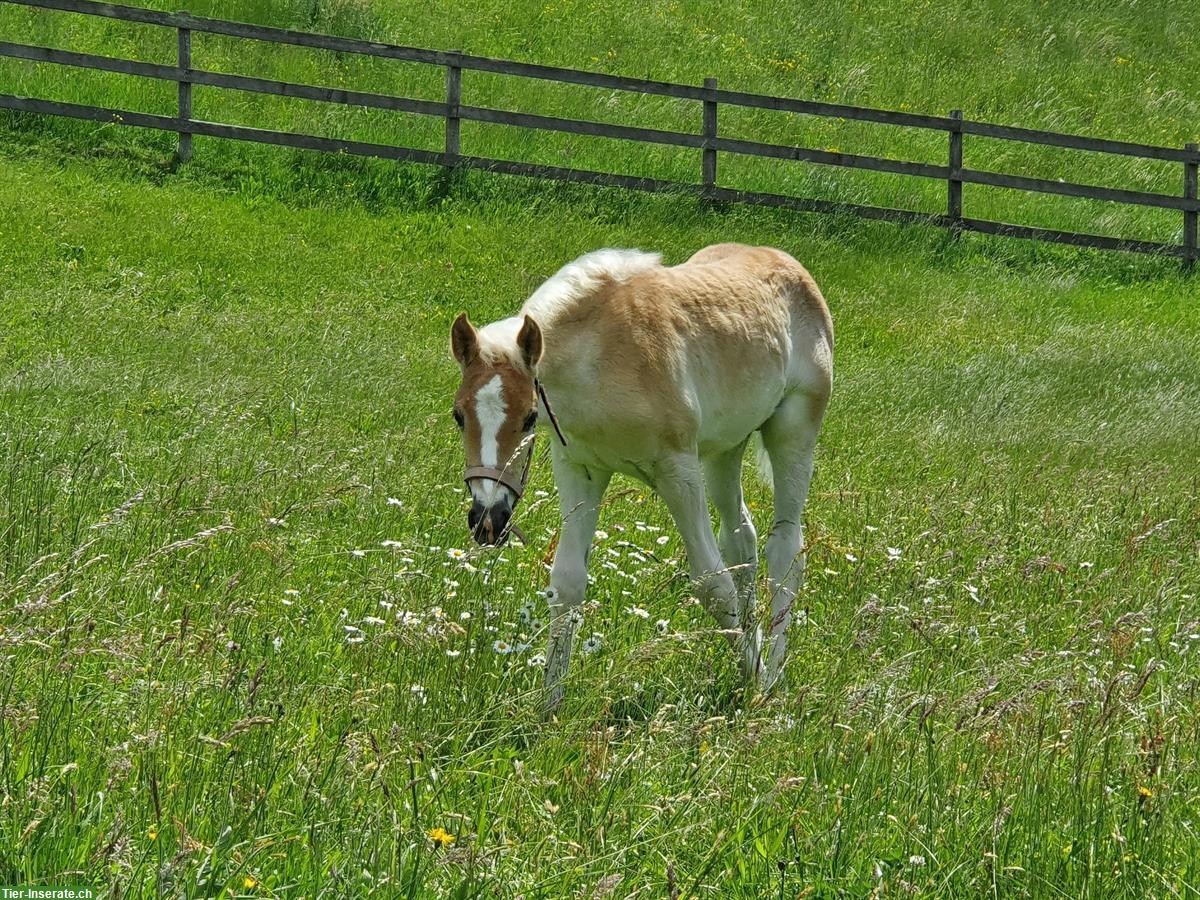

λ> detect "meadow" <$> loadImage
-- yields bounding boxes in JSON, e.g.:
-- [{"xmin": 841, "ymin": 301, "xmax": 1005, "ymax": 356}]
[{"xmin": 2, "ymin": 0, "xmax": 1200, "ymax": 896}]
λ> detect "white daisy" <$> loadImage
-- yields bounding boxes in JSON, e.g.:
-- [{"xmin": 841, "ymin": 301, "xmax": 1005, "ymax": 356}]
[
  {"xmin": 581, "ymin": 633, "xmax": 603, "ymax": 654},
  {"xmin": 493, "ymin": 639, "xmax": 512, "ymax": 655},
  {"xmin": 656, "ymin": 619, "xmax": 670, "ymax": 635}
]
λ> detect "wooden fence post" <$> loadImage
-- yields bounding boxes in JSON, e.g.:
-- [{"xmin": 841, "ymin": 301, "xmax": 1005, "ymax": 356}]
[
  {"xmin": 702, "ymin": 77, "xmax": 717, "ymax": 199},
  {"xmin": 948, "ymin": 109, "xmax": 963, "ymax": 235},
  {"xmin": 445, "ymin": 51, "xmax": 462, "ymax": 167},
  {"xmin": 1185, "ymin": 143, "xmax": 1197, "ymax": 273},
  {"xmin": 176, "ymin": 23, "xmax": 192, "ymax": 162}
]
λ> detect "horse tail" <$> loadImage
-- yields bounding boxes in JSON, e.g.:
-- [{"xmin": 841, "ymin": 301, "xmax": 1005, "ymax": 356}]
[{"xmin": 749, "ymin": 430, "xmax": 773, "ymax": 487}]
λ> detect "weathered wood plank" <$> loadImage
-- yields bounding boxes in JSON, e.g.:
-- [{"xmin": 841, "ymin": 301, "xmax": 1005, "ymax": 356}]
[
  {"xmin": 714, "ymin": 136, "xmax": 948, "ymax": 179},
  {"xmin": 961, "ymin": 167, "xmax": 1199, "ymax": 212},
  {"xmin": 1185, "ymin": 144, "xmax": 1198, "ymax": 271},
  {"xmin": 963, "ymin": 119, "xmax": 1200, "ymax": 165},
  {"xmin": 960, "ymin": 216, "xmax": 1184, "ymax": 257},
  {"xmin": 457, "ymin": 105, "xmax": 704, "ymax": 148},
  {"xmin": 176, "ymin": 25, "xmax": 190, "ymax": 162},
  {"xmin": 947, "ymin": 109, "xmax": 963, "ymax": 232}
]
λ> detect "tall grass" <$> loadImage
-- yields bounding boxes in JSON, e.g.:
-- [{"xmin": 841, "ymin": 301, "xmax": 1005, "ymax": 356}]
[
  {"xmin": 1, "ymin": 140, "xmax": 1198, "ymax": 894},
  {"xmin": 1, "ymin": 0, "xmax": 1199, "ymax": 894}
]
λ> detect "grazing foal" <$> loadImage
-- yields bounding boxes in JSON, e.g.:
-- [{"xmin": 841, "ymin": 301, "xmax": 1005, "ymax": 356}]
[{"xmin": 449, "ymin": 244, "xmax": 833, "ymax": 712}]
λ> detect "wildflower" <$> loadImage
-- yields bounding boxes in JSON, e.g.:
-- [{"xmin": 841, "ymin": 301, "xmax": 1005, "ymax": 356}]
[
  {"xmin": 519, "ymin": 604, "xmax": 534, "ymax": 624},
  {"xmin": 148, "ymin": 825, "xmax": 159, "ymax": 841},
  {"xmin": 1138, "ymin": 785, "xmax": 1153, "ymax": 798},
  {"xmin": 908, "ymin": 854, "xmax": 926, "ymax": 867},
  {"xmin": 447, "ymin": 548, "xmax": 466, "ymax": 561},
  {"xmin": 846, "ymin": 552, "xmax": 858, "ymax": 562},
  {"xmin": 284, "ymin": 589, "xmax": 300, "ymax": 597},
  {"xmin": 267, "ymin": 517, "xmax": 286, "ymax": 528},
  {"xmin": 581, "ymin": 633, "xmax": 603, "ymax": 654},
  {"xmin": 381, "ymin": 539, "xmax": 403, "ymax": 548},
  {"xmin": 351, "ymin": 549, "xmax": 366, "ymax": 558},
  {"xmin": 362, "ymin": 616, "xmax": 386, "ymax": 626},
  {"xmin": 493, "ymin": 640, "xmax": 512, "ymax": 654},
  {"xmin": 567, "ymin": 609, "xmax": 584, "ymax": 628},
  {"xmin": 530, "ymin": 618, "xmax": 544, "ymax": 632},
  {"xmin": 243, "ymin": 876, "xmax": 258, "ymax": 890},
  {"xmin": 459, "ymin": 611, "xmax": 471, "ymax": 621},
  {"xmin": 656, "ymin": 619, "xmax": 670, "ymax": 635},
  {"xmin": 411, "ymin": 684, "xmax": 427, "ymax": 704},
  {"xmin": 446, "ymin": 649, "xmax": 461, "ymax": 658},
  {"xmin": 272, "ymin": 636, "xmax": 283, "ymax": 652},
  {"xmin": 625, "ymin": 605, "xmax": 650, "ymax": 619},
  {"xmin": 528, "ymin": 652, "xmax": 546, "ymax": 667},
  {"xmin": 886, "ymin": 547, "xmax": 902, "ymax": 561},
  {"xmin": 543, "ymin": 586, "xmax": 559, "ymax": 603},
  {"xmin": 428, "ymin": 827, "xmax": 456, "ymax": 848},
  {"xmin": 594, "ymin": 530, "xmax": 608, "ymax": 541},
  {"xmin": 656, "ymin": 535, "xmax": 669, "ymax": 545},
  {"xmin": 344, "ymin": 625, "xmax": 365, "ymax": 643},
  {"xmin": 387, "ymin": 497, "xmax": 403, "ymax": 507}
]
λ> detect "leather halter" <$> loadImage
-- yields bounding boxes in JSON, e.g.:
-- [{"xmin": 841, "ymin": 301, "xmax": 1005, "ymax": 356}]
[{"xmin": 463, "ymin": 379, "xmax": 567, "ymax": 522}]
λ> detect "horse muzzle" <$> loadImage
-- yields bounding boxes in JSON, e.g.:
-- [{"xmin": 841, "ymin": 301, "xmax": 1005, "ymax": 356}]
[{"xmin": 468, "ymin": 497, "xmax": 513, "ymax": 546}]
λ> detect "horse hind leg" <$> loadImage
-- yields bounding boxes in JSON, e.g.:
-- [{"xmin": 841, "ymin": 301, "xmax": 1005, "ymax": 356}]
[
  {"xmin": 759, "ymin": 389, "xmax": 826, "ymax": 691},
  {"xmin": 702, "ymin": 441, "xmax": 761, "ymax": 676}
]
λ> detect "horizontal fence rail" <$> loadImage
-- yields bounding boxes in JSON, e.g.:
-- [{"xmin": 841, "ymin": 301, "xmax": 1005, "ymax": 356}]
[{"xmin": 0, "ymin": 0, "xmax": 1197, "ymax": 268}]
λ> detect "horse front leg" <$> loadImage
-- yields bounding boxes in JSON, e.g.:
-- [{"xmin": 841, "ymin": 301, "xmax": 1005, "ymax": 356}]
[
  {"xmin": 542, "ymin": 451, "xmax": 610, "ymax": 717},
  {"xmin": 655, "ymin": 452, "xmax": 760, "ymax": 688}
]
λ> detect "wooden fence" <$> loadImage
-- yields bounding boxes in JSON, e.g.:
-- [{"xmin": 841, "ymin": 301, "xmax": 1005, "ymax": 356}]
[{"xmin": 0, "ymin": 0, "xmax": 1197, "ymax": 269}]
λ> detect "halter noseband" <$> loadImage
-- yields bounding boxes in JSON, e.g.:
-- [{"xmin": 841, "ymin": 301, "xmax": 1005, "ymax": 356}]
[{"xmin": 462, "ymin": 379, "xmax": 567, "ymax": 523}]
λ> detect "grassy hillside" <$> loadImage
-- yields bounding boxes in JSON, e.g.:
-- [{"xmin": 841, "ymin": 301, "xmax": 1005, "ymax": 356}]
[
  {"xmin": 1, "ymin": 0, "xmax": 1198, "ymax": 245},
  {"xmin": 2, "ymin": 0, "xmax": 1200, "ymax": 896}
]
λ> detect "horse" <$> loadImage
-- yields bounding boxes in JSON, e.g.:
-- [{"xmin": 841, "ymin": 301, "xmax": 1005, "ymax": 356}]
[{"xmin": 449, "ymin": 243, "xmax": 833, "ymax": 712}]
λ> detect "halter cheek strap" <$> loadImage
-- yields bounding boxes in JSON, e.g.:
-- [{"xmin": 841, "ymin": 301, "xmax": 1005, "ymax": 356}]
[{"xmin": 462, "ymin": 381, "xmax": 566, "ymax": 543}]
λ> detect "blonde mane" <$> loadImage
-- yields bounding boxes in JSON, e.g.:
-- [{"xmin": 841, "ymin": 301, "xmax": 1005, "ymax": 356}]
[
  {"xmin": 522, "ymin": 248, "xmax": 661, "ymax": 322},
  {"xmin": 477, "ymin": 248, "xmax": 661, "ymax": 364}
]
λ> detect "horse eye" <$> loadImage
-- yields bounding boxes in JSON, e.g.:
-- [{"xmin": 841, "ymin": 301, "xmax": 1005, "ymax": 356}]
[
  {"xmin": 522, "ymin": 411, "xmax": 538, "ymax": 432},
  {"xmin": 453, "ymin": 409, "xmax": 465, "ymax": 429}
]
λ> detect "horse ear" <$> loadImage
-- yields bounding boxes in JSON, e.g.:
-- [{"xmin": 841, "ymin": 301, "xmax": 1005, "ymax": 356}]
[
  {"xmin": 517, "ymin": 315, "xmax": 543, "ymax": 371},
  {"xmin": 450, "ymin": 313, "xmax": 478, "ymax": 366}
]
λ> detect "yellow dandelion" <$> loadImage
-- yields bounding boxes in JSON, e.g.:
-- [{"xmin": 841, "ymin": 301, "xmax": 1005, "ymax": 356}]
[
  {"xmin": 1137, "ymin": 785, "xmax": 1153, "ymax": 798},
  {"xmin": 428, "ymin": 826, "xmax": 456, "ymax": 848},
  {"xmin": 147, "ymin": 825, "xmax": 159, "ymax": 841},
  {"xmin": 243, "ymin": 875, "xmax": 258, "ymax": 890}
]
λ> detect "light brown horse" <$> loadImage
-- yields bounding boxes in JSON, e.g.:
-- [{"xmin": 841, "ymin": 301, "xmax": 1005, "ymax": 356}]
[{"xmin": 450, "ymin": 243, "xmax": 833, "ymax": 712}]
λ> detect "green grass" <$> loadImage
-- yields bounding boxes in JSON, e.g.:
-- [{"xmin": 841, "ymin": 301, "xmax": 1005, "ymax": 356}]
[
  {"xmin": 2, "ymin": 138, "xmax": 1199, "ymax": 896},
  {"xmin": 2, "ymin": 0, "xmax": 1200, "ymax": 896},
  {"xmin": 1, "ymin": 0, "xmax": 1198, "ymax": 243}
]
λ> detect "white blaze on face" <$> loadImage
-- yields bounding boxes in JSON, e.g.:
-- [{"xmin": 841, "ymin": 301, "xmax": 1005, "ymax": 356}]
[{"xmin": 469, "ymin": 374, "xmax": 515, "ymax": 506}]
